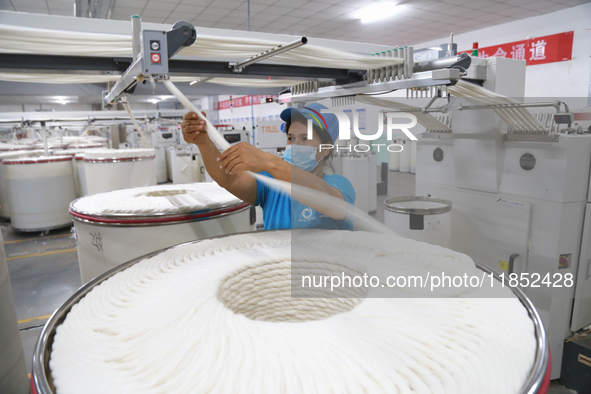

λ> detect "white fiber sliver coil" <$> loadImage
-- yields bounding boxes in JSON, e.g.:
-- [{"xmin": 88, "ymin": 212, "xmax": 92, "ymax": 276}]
[
  {"xmin": 82, "ymin": 148, "xmax": 155, "ymax": 159},
  {"xmin": 71, "ymin": 183, "xmax": 242, "ymax": 215},
  {"xmin": 49, "ymin": 230, "xmax": 536, "ymax": 394}
]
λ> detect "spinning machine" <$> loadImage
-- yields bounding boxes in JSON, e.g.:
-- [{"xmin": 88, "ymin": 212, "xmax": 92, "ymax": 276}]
[{"xmin": 287, "ymin": 51, "xmax": 591, "ymax": 379}]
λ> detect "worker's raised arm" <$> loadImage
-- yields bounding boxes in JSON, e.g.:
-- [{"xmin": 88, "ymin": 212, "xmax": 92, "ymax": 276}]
[
  {"xmin": 218, "ymin": 142, "xmax": 349, "ymax": 221},
  {"xmin": 181, "ymin": 112, "xmax": 257, "ymax": 205}
]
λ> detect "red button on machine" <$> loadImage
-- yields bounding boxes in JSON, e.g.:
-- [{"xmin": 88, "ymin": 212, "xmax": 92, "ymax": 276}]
[{"xmin": 151, "ymin": 53, "xmax": 161, "ymax": 63}]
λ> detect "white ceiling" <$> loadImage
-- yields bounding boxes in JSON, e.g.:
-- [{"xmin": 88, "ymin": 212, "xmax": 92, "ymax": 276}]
[{"xmin": 1, "ymin": 0, "xmax": 589, "ymax": 46}]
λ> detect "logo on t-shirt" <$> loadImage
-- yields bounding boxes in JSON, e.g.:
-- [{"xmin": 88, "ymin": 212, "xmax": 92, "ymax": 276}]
[{"xmin": 299, "ymin": 207, "xmax": 316, "ymax": 222}]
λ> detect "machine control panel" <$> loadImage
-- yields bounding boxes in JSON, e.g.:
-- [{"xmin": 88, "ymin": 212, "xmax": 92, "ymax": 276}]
[
  {"xmin": 142, "ymin": 30, "xmax": 168, "ymax": 75},
  {"xmin": 223, "ymin": 133, "xmax": 242, "ymax": 144},
  {"xmin": 219, "ymin": 129, "xmax": 249, "ymax": 146},
  {"xmin": 554, "ymin": 113, "xmax": 575, "ymax": 125}
]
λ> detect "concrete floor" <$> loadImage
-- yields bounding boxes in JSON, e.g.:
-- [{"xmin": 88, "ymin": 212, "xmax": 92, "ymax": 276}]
[
  {"xmin": 4, "ymin": 223, "xmax": 80, "ymax": 377},
  {"xmin": 6, "ymin": 171, "xmax": 577, "ymax": 393}
]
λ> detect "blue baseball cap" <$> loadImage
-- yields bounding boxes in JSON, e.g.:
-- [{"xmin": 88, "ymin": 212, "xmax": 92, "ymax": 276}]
[{"xmin": 280, "ymin": 103, "xmax": 339, "ymax": 143}]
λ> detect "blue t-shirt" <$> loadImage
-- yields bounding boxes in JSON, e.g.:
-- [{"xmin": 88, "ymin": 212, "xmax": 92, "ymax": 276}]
[{"xmin": 256, "ymin": 172, "xmax": 355, "ymax": 230}]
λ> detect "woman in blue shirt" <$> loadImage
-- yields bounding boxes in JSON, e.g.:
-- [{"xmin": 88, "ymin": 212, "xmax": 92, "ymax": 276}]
[{"xmin": 181, "ymin": 103, "xmax": 355, "ymax": 230}]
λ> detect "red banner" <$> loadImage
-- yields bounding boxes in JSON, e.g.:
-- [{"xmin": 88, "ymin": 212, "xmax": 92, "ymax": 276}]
[
  {"xmin": 218, "ymin": 95, "xmax": 278, "ymax": 110},
  {"xmin": 460, "ymin": 31, "xmax": 573, "ymax": 66}
]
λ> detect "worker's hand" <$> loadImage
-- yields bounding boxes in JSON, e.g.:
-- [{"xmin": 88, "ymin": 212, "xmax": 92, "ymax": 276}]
[
  {"xmin": 218, "ymin": 142, "xmax": 278, "ymax": 175},
  {"xmin": 181, "ymin": 112, "xmax": 208, "ymax": 146}
]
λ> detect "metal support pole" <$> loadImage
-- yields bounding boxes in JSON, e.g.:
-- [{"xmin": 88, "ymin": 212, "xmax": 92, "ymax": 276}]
[
  {"xmin": 41, "ymin": 121, "xmax": 49, "ymax": 155},
  {"xmin": 457, "ymin": 102, "xmax": 560, "ymax": 111},
  {"xmin": 232, "ymin": 37, "xmax": 308, "ymax": 73},
  {"xmin": 131, "ymin": 15, "xmax": 141, "ymax": 62}
]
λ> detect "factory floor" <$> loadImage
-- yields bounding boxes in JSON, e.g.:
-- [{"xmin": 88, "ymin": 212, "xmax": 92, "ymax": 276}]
[{"xmin": 6, "ymin": 171, "xmax": 575, "ymax": 393}]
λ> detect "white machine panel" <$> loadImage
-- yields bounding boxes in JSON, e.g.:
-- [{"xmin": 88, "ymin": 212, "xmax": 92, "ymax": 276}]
[
  {"xmin": 417, "ymin": 181, "xmax": 585, "ymax": 377},
  {"xmin": 220, "ymin": 129, "xmax": 249, "ymax": 146},
  {"xmin": 572, "ymin": 203, "xmax": 591, "ymax": 331},
  {"xmin": 416, "ymin": 184, "xmax": 531, "ymax": 270},
  {"xmin": 255, "ymin": 121, "xmax": 286, "ymax": 150},
  {"xmin": 482, "ymin": 57, "xmax": 527, "ymax": 97},
  {"xmin": 410, "ymin": 55, "xmax": 589, "ymax": 379},
  {"xmin": 415, "ymin": 137, "xmax": 455, "ymax": 187},
  {"xmin": 451, "ymin": 107, "xmax": 504, "ymax": 193},
  {"xmin": 501, "ymin": 135, "xmax": 591, "ymax": 203},
  {"xmin": 151, "ymin": 127, "xmax": 179, "ymax": 146}
]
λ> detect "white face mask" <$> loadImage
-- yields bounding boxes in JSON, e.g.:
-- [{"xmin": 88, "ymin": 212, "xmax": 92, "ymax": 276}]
[{"xmin": 283, "ymin": 145, "xmax": 321, "ymax": 172}]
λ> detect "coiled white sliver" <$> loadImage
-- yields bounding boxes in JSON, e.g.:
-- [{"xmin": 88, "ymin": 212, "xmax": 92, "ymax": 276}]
[
  {"xmin": 82, "ymin": 148, "xmax": 155, "ymax": 160},
  {"xmin": 0, "ymin": 150, "xmax": 45, "ymax": 161},
  {"xmin": 50, "ymin": 230, "xmax": 536, "ymax": 394},
  {"xmin": 71, "ymin": 183, "xmax": 242, "ymax": 215},
  {"xmin": 4, "ymin": 155, "xmax": 71, "ymax": 163}
]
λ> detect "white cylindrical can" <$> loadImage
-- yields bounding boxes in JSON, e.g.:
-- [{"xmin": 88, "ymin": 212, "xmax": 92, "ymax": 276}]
[
  {"xmin": 83, "ymin": 149, "xmax": 157, "ymax": 195},
  {"xmin": 171, "ymin": 151, "xmax": 196, "ymax": 184},
  {"xmin": 74, "ymin": 153, "xmax": 88, "ymax": 197},
  {"xmin": 399, "ymin": 139, "xmax": 411, "ymax": 173},
  {"xmin": 193, "ymin": 153, "xmax": 205, "ymax": 182},
  {"xmin": 0, "ymin": 231, "xmax": 28, "ymax": 393},
  {"xmin": 69, "ymin": 183, "xmax": 254, "ymax": 283},
  {"xmin": 342, "ymin": 153, "xmax": 369, "ymax": 213},
  {"xmin": 68, "ymin": 143, "xmax": 108, "ymax": 150},
  {"xmin": 389, "ymin": 139, "xmax": 400, "ymax": 171},
  {"xmin": 384, "ymin": 196, "xmax": 452, "ymax": 248},
  {"xmin": 0, "ymin": 144, "xmax": 36, "ymax": 153},
  {"xmin": 0, "ymin": 150, "xmax": 45, "ymax": 219},
  {"xmin": 165, "ymin": 146, "xmax": 178, "ymax": 181},
  {"xmin": 255, "ymin": 205, "xmax": 264, "ymax": 228},
  {"xmin": 52, "ymin": 148, "xmax": 104, "ymax": 198},
  {"xmin": 4, "ymin": 156, "xmax": 76, "ymax": 231},
  {"xmin": 368, "ymin": 152, "xmax": 377, "ymax": 213},
  {"xmin": 154, "ymin": 146, "xmax": 167, "ymax": 184},
  {"xmin": 410, "ymin": 140, "xmax": 417, "ymax": 174}
]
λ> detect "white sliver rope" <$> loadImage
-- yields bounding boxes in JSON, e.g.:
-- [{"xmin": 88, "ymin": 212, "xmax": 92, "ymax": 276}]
[
  {"xmin": 448, "ymin": 80, "xmax": 547, "ymax": 133},
  {"xmin": 122, "ymin": 102, "xmax": 152, "ymax": 148},
  {"xmin": 355, "ymin": 96, "xmax": 452, "ymax": 133},
  {"xmin": 49, "ymin": 230, "xmax": 537, "ymax": 394},
  {"xmin": 163, "ymin": 80, "xmax": 231, "ymax": 151},
  {"xmin": 70, "ymin": 183, "xmax": 241, "ymax": 215},
  {"xmin": 167, "ymin": 80, "xmax": 394, "ymax": 235},
  {"xmin": 0, "ymin": 24, "xmax": 403, "ymax": 70}
]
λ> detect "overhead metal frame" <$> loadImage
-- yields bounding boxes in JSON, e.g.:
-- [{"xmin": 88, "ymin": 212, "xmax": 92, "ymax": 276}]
[
  {"xmin": 286, "ymin": 70, "xmax": 456, "ymax": 101},
  {"xmin": 0, "ymin": 54, "xmax": 365, "ymax": 82},
  {"xmin": 102, "ymin": 20, "xmax": 197, "ymax": 108},
  {"xmin": 285, "ymin": 52, "xmax": 482, "ymax": 102},
  {"xmin": 231, "ymin": 37, "xmax": 308, "ymax": 73}
]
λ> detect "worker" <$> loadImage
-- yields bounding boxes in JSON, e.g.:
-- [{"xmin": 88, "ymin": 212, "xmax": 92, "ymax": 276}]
[{"xmin": 181, "ymin": 103, "xmax": 355, "ymax": 230}]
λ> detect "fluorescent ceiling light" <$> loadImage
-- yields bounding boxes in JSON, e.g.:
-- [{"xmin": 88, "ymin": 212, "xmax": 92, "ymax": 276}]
[{"xmin": 353, "ymin": 2, "xmax": 399, "ymax": 24}]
